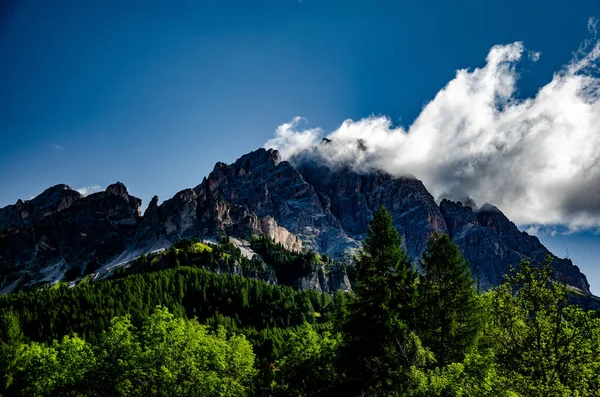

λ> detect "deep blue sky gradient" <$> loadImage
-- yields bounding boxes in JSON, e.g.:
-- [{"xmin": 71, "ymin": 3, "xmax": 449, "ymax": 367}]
[{"xmin": 1, "ymin": 0, "xmax": 599, "ymax": 290}]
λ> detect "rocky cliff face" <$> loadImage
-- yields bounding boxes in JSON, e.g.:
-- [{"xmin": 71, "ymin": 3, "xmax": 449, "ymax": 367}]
[
  {"xmin": 194, "ymin": 149, "xmax": 354, "ymax": 257},
  {"xmin": 294, "ymin": 159, "xmax": 447, "ymax": 260},
  {"xmin": 0, "ymin": 183, "xmax": 141, "ymax": 292},
  {"xmin": 0, "ymin": 148, "xmax": 592, "ymax": 295},
  {"xmin": 297, "ymin": 263, "xmax": 351, "ymax": 293},
  {"xmin": 0, "ymin": 184, "xmax": 82, "ymax": 230},
  {"xmin": 439, "ymin": 200, "xmax": 590, "ymax": 292}
]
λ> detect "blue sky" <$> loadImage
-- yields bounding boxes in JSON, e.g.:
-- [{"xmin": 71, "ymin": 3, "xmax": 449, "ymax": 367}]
[{"xmin": 1, "ymin": 0, "xmax": 599, "ymax": 291}]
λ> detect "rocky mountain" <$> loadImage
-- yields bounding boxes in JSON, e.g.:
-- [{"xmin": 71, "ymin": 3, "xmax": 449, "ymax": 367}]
[
  {"xmin": 0, "ymin": 148, "xmax": 591, "ymax": 296},
  {"xmin": 0, "ymin": 183, "xmax": 141, "ymax": 292},
  {"xmin": 440, "ymin": 200, "xmax": 590, "ymax": 292},
  {"xmin": 0, "ymin": 184, "xmax": 81, "ymax": 230}
]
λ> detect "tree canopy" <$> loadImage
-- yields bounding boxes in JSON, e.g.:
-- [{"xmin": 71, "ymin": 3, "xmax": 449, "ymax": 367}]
[
  {"xmin": 417, "ymin": 232, "xmax": 482, "ymax": 367},
  {"xmin": 1, "ymin": 209, "xmax": 600, "ymax": 396}
]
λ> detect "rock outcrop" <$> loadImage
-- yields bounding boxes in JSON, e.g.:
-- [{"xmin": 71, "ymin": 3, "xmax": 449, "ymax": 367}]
[
  {"xmin": 294, "ymin": 159, "xmax": 447, "ymax": 259},
  {"xmin": 194, "ymin": 149, "xmax": 355, "ymax": 257},
  {"xmin": 0, "ymin": 184, "xmax": 82, "ymax": 230},
  {"xmin": 440, "ymin": 199, "xmax": 590, "ymax": 292},
  {"xmin": 297, "ymin": 263, "xmax": 351, "ymax": 293},
  {"xmin": 0, "ymin": 184, "xmax": 142, "ymax": 292}
]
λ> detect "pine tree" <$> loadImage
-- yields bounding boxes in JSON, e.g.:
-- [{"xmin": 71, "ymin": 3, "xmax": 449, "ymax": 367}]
[
  {"xmin": 339, "ymin": 206, "xmax": 420, "ymax": 395},
  {"xmin": 417, "ymin": 232, "xmax": 482, "ymax": 368}
]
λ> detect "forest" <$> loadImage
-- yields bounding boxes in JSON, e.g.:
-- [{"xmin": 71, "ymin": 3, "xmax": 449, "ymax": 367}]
[{"xmin": 1, "ymin": 207, "xmax": 600, "ymax": 396}]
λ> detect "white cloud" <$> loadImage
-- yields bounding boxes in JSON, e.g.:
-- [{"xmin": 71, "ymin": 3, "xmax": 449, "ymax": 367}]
[
  {"xmin": 76, "ymin": 185, "xmax": 101, "ymax": 196},
  {"xmin": 588, "ymin": 17, "xmax": 598, "ymax": 37},
  {"xmin": 265, "ymin": 117, "xmax": 322, "ymax": 159},
  {"xmin": 523, "ymin": 224, "xmax": 542, "ymax": 237},
  {"xmin": 522, "ymin": 224, "xmax": 581, "ymax": 237},
  {"xmin": 265, "ymin": 33, "xmax": 600, "ymax": 230},
  {"xmin": 51, "ymin": 144, "xmax": 64, "ymax": 151},
  {"xmin": 528, "ymin": 50, "xmax": 541, "ymax": 62}
]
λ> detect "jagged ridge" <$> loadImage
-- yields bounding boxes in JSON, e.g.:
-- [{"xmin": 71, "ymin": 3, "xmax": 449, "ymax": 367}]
[{"xmin": 0, "ymin": 148, "xmax": 591, "ymax": 295}]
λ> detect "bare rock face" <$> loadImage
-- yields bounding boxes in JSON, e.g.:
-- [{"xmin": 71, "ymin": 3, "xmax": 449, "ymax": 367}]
[
  {"xmin": 440, "ymin": 199, "xmax": 591, "ymax": 293},
  {"xmin": 194, "ymin": 148, "xmax": 356, "ymax": 257},
  {"xmin": 161, "ymin": 189, "xmax": 199, "ymax": 236},
  {"xmin": 294, "ymin": 160, "xmax": 448, "ymax": 260},
  {"xmin": 297, "ymin": 263, "xmax": 351, "ymax": 293},
  {"xmin": 105, "ymin": 181, "xmax": 129, "ymax": 196},
  {"xmin": 132, "ymin": 150, "xmax": 312, "ymax": 253},
  {"xmin": 0, "ymin": 183, "xmax": 142, "ymax": 291},
  {"xmin": 135, "ymin": 195, "xmax": 161, "ymax": 240},
  {"xmin": 0, "ymin": 184, "xmax": 82, "ymax": 230},
  {"xmin": 259, "ymin": 216, "xmax": 303, "ymax": 252}
]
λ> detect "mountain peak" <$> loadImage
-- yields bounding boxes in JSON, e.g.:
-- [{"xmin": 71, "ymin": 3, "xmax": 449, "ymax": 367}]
[
  {"xmin": 106, "ymin": 182, "xmax": 129, "ymax": 196},
  {"xmin": 478, "ymin": 203, "xmax": 502, "ymax": 213},
  {"xmin": 238, "ymin": 148, "xmax": 281, "ymax": 166},
  {"xmin": 0, "ymin": 183, "xmax": 81, "ymax": 230},
  {"xmin": 39, "ymin": 183, "xmax": 73, "ymax": 195}
]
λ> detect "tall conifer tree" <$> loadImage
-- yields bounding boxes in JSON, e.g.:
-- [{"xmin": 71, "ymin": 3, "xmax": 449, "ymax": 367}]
[
  {"xmin": 417, "ymin": 232, "xmax": 482, "ymax": 368},
  {"xmin": 340, "ymin": 206, "xmax": 419, "ymax": 395}
]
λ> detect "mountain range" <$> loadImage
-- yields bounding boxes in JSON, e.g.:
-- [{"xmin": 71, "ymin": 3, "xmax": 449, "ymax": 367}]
[{"xmin": 0, "ymin": 147, "xmax": 591, "ymax": 297}]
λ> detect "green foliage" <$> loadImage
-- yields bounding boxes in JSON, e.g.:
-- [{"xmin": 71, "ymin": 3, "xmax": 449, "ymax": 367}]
[
  {"xmin": 417, "ymin": 232, "xmax": 483, "ymax": 367},
  {"xmin": 406, "ymin": 258, "xmax": 600, "ymax": 397},
  {"xmin": 265, "ymin": 324, "xmax": 341, "ymax": 397},
  {"xmin": 127, "ymin": 237, "xmax": 266, "ymax": 279},
  {"xmin": 2, "ymin": 220, "xmax": 600, "ymax": 396},
  {"xmin": 10, "ymin": 307, "xmax": 256, "ymax": 397},
  {"xmin": 0, "ymin": 311, "xmax": 24, "ymax": 391},
  {"xmin": 0, "ymin": 267, "xmax": 332, "ymax": 345},
  {"xmin": 14, "ymin": 334, "xmax": 95, "ymax": 396},
  {"xmin": 340, "ymin": 206, "xmax": 423, "ymax": 395},
  {"xmin": 484, "ymin": 258, "xmax": 600, "ymax": 396}
]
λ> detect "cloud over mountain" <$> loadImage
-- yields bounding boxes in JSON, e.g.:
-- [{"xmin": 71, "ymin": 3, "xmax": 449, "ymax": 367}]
[
  {"xmin": 265, "ymin": 20, "xmax": 600, "ymax": 230},
  {"xmin": 76, "ymin": 185, "xmax": 101, "ymax": 196}
]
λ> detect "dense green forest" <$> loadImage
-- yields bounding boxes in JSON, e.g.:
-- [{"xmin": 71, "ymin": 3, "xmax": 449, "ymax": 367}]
[{"xmin": 1, "ymin": 208, "xmax": 600, "ymax": 396}]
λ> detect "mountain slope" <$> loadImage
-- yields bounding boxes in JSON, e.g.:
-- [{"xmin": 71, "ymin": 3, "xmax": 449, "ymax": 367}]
[
  {"xmin": 0, "ymin": 148, "xmax": 591, "ymax": 295},
  {"xmin": 440, "ymin": 199, "xmax": 589, "ymax": 292},
  {"xmin": 0, "ymin": 183, "xmax": 141, "ymax": 292}
]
